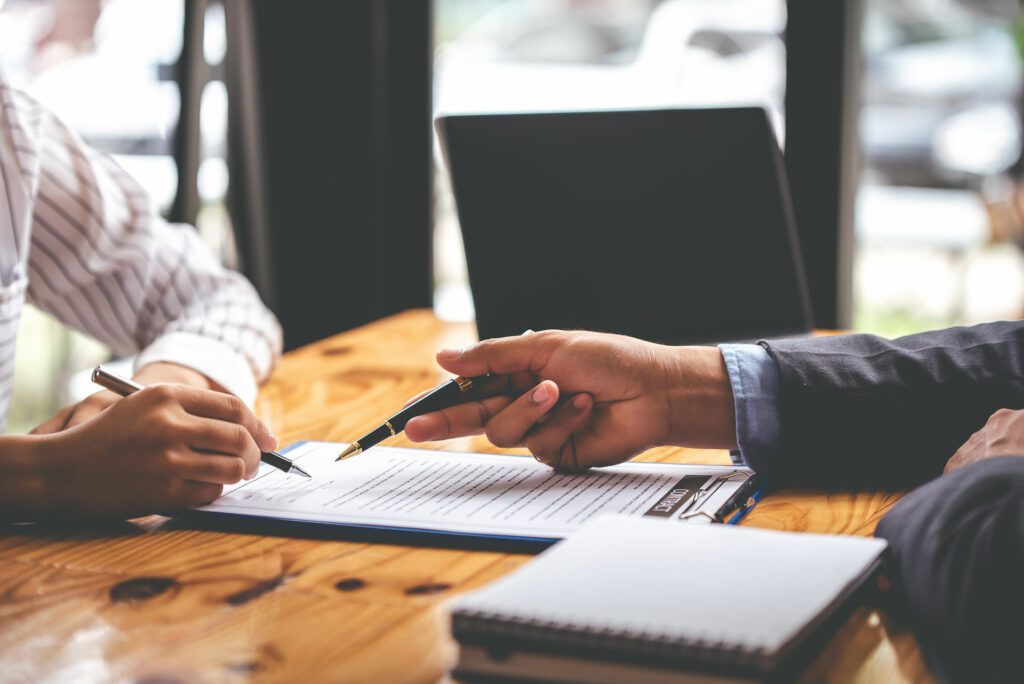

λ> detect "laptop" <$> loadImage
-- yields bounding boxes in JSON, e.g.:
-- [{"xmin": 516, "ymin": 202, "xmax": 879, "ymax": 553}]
[{"xmin": 436, "ymin": 108, "xmax": 813, "ymax": 344}]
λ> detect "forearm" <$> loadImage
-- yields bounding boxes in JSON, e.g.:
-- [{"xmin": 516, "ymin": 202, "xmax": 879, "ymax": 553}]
[
  {"xmin": 15, "ymin": 80, "xmax": 281, "ymax": 399},
  {"xmin": 128, "ymin": 221, "xmax": 281, "ymax": 396},
  {"xmin": 132, "ymin": 267, "xmax": 282, "ymax": 401}
]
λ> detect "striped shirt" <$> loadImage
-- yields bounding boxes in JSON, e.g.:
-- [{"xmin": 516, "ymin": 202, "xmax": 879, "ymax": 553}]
[{"xmin": 0, "ymin": 75, "xmax": 282, "ymax": 429}]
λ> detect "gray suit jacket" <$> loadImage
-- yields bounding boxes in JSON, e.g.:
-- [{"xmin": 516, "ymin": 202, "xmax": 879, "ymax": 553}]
[
  {"xmin": 760, "ymin": 320, "xmax": 1024, "ymax": 487},
  {"xmin": 761, "ymin": 322, "xmax": 1024, "ymax": 683}
]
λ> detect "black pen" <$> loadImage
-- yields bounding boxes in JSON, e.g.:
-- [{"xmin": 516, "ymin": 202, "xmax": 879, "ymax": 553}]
[
  {"xmin": 712, "ymin": 474, "xmax": 763, "ymax": 523},
  {"xmin": 336, "ymin": 374, "xmax": 487, "ymax": 461},
  {"xmin": 91, "ymin": 365, "xmax": 311, "ymax": 478}
]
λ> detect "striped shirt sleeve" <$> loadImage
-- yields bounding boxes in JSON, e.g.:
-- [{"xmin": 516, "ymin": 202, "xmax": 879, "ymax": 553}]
[{"xmin": 5, "ymin": 83, "xmax": 282, "ymax": 403}]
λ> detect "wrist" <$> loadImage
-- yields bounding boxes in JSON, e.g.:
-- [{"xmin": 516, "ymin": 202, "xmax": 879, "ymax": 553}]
[
  {"xmin": 0, "ymin": 434, "xmax": 59, "ymax": 517},
  {"xmin": 660, "ymin": 346, "xmax": 738, "ymax": 449}
]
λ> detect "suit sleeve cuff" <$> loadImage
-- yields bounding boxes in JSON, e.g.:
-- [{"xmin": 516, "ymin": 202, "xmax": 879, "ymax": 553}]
[
  {"xmin": 719, "ymin": 343, "xmax": 782, "ymax": 476},
  {"xmin": 133, "ymin": 332, "xmax": 258, "ymax": 406}
]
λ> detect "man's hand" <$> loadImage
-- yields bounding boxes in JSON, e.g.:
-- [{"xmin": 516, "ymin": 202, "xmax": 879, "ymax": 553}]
[
  {"xmin": 19, "ymin": 383, "xmax": 277, "ymax": 518},
  {"xmin": 404, "ymin": 330, "xmax": 737, "ymax": 471},
  {"xmin": 30, "ymin": 362, "xmax": 218, "ymax": 435},
  {"xmin": 946, "ymin": 408, "xmax": 1024, "ymax": 473}
]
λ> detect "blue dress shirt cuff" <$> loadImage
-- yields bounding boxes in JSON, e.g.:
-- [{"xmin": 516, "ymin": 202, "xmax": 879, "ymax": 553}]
[{"xmin": 719, "ymin": 343, "xmax": 782, "ymax": 477}]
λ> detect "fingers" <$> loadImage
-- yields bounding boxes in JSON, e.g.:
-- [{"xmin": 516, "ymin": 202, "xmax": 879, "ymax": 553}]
[
  {"xmin": 176, "ymin": 451, "xmax": 253, "ymax": 485},
  {"xmin": 945, "ymin": 439, "xmax": 969, "ymax": 473},
  {"xmin": 404, "ymin": 373, "xmax": 538, "ymax": 412},
  {"xmin": 63, "ymin": 391, "xmax": 120, "ymax": 429},
  {"xmin": 436, "ymin": 332, "xmax": 554, "ymax": 378},
  {"xmin": 34, "ymin": 391, "xmax": 120, "ymax": 435},
  {"xmin": 405, "ymin": 378, "xmax": 563, "ymax": 444},
  {"xmin": 178, "ymin": 481, "xmax": 225, "ymax": 507},
  {"xmin": 181, "ymin": 417, "xmax": 261, "ymax": 477},
  {"xmin": 405, "ymin": 394, "xmax": 515, "ymax": 442},
  {"xmin": 29, "ymin": 405, "xmax": 75, "ymax": 435},
  {"xmin": 525, "ymin": 393, "xmax": 593, "ymax": 467},
  {"xmin": 943, "ymin": 455, "xmax": 958, "ymax": 474},
  {"xmin": 407, "ymin": 381, "xmax": 558, "ymax": 446},
  {"xmin": 482, "ymin": 381, "xmax": 560, "ymax": 448},
  {"xmin": 407, "ymin": 381, "xmax": 594, "ymax": 458},
  {"xmin": 149, "ymin": 385, "xmax": 277, "ymax": 452}
]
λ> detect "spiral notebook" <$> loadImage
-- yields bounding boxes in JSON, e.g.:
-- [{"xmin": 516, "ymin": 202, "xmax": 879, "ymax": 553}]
[{"xmin": 450, "ymin": 515, "xmax": 887, "ymax": 683}]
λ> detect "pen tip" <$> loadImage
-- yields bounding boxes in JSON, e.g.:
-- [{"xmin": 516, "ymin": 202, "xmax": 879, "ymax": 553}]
[
  {"xmin": 292, "ymin": 465, "xmax": 312, "ymax": 478},
  {"xmin": 335, "ymin": 443, "xmax": 362, "ymax": 461}
]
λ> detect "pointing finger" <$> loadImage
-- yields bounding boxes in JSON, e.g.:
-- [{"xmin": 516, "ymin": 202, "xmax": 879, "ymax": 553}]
[{"xmin": 436, "ymin": 331, "xmax": 558, "ymax": 378}]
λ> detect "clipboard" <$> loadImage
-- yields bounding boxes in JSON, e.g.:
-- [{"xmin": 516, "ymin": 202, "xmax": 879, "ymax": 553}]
[{"xmin": 180, "ymin": 442, "xmax": 764, "ymax": 552}]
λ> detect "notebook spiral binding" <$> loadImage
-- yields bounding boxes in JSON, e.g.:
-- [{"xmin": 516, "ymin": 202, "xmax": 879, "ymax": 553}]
[{"xmin": 452, "ymin": 609, "xmax": 767, "ymax": 670}]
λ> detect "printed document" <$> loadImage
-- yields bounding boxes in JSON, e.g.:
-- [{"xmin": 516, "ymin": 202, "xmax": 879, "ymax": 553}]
[{"xmin": 199, "ymin": 442, "xmax": 754, "ymax": 539}]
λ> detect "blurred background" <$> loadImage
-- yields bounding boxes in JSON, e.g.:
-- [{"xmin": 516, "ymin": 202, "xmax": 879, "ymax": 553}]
[{"xmin": 1, "ymin": 0, "xmax": 1023, "ymax": 432}]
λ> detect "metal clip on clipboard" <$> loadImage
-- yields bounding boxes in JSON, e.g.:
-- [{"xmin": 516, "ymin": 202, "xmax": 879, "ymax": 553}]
[{"xmin": 678, "ymin": 470, "xmax": 762, "ymax": 524}]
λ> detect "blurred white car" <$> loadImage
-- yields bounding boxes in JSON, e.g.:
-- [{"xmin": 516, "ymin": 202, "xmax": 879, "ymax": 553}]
[
  {"xmin": 861, "ymin": 1, "xmax": 1023, "ymax": 186},
  {"xmin": 435, "ymin": 0, "xmax": 787, "ymax": 136}
]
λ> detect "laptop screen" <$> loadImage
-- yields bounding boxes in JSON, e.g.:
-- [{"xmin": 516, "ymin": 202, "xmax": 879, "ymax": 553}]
[{"xmin": 437, "ymin": 108, "xmax": 812, "ymax": 344}]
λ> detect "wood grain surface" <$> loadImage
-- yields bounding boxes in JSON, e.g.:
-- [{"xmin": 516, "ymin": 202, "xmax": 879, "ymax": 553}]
[{"xmin": 0, "ymin": 310, "xmax": 933, "ymax": 683}]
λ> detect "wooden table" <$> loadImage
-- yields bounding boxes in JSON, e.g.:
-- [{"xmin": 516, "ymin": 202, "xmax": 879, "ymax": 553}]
[{"xmin": 0, "ymin": 310, "xmax": 933, "ymax": 683}]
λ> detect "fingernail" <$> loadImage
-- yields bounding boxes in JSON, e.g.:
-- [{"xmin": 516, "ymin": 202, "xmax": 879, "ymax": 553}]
[
  {"xmin": 572, "ymin": 394, "xmax": 590, "ymax": 410},
  {"xmin": 532, "ymin": 384, "xmax": 549, "ymax": 404}
]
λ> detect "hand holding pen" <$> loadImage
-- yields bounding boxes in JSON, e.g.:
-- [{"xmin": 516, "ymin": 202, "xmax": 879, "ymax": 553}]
[
  {"xmin": 337, "ymin": 331, "xmax": 537, "ymax": 462},
  {"xmin": 396, "ymin": 330, "xmax": 738, "ymax": 472},
  {"xmin": 341, "ymin": 330, "xmax": 654, "ymax": 468},
  {"xmin": 93, "ymin": 366, "xmax": 309, "ymax": 478},
  {"xmin": 10, "ymin": 367, "xmax": 292, "ymax": 518}
]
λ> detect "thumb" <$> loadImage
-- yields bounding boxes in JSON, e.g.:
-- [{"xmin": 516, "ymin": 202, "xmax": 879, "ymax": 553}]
[{"xmin": 436, "ymin": 332, "xmax": 553, "ymax": 378}]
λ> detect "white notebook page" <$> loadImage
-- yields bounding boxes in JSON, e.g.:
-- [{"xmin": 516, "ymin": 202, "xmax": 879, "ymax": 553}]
[
  {"xmin": 451, "ymin": 515, "xmax": 888, "ymax": 654},
  {"xmin": 198, "ymin": 442, "xmax": 754, "ymax": 539}
]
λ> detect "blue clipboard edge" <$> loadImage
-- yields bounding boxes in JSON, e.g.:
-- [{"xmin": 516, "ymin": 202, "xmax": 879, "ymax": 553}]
[
  {"xmin": 176, "ymin": 441, "xmax": 761, "ymax": 551},
  {"xmin": 725, "ymin": 486, "xmax": 764, "ymax": 525}
]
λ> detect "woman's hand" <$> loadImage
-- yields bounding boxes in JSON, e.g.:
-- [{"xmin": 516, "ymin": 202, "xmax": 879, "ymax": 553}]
[
  {"xmin": 30, "ymin": 362, "xmax": 219, "ymax": 435},
  {"xmin": 404, "ymin": 330, "xmax": 736, "ymax": 471},
  {"xmin": 14, "ymin": 383, "xmax": 276, "ymax": 518}
]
